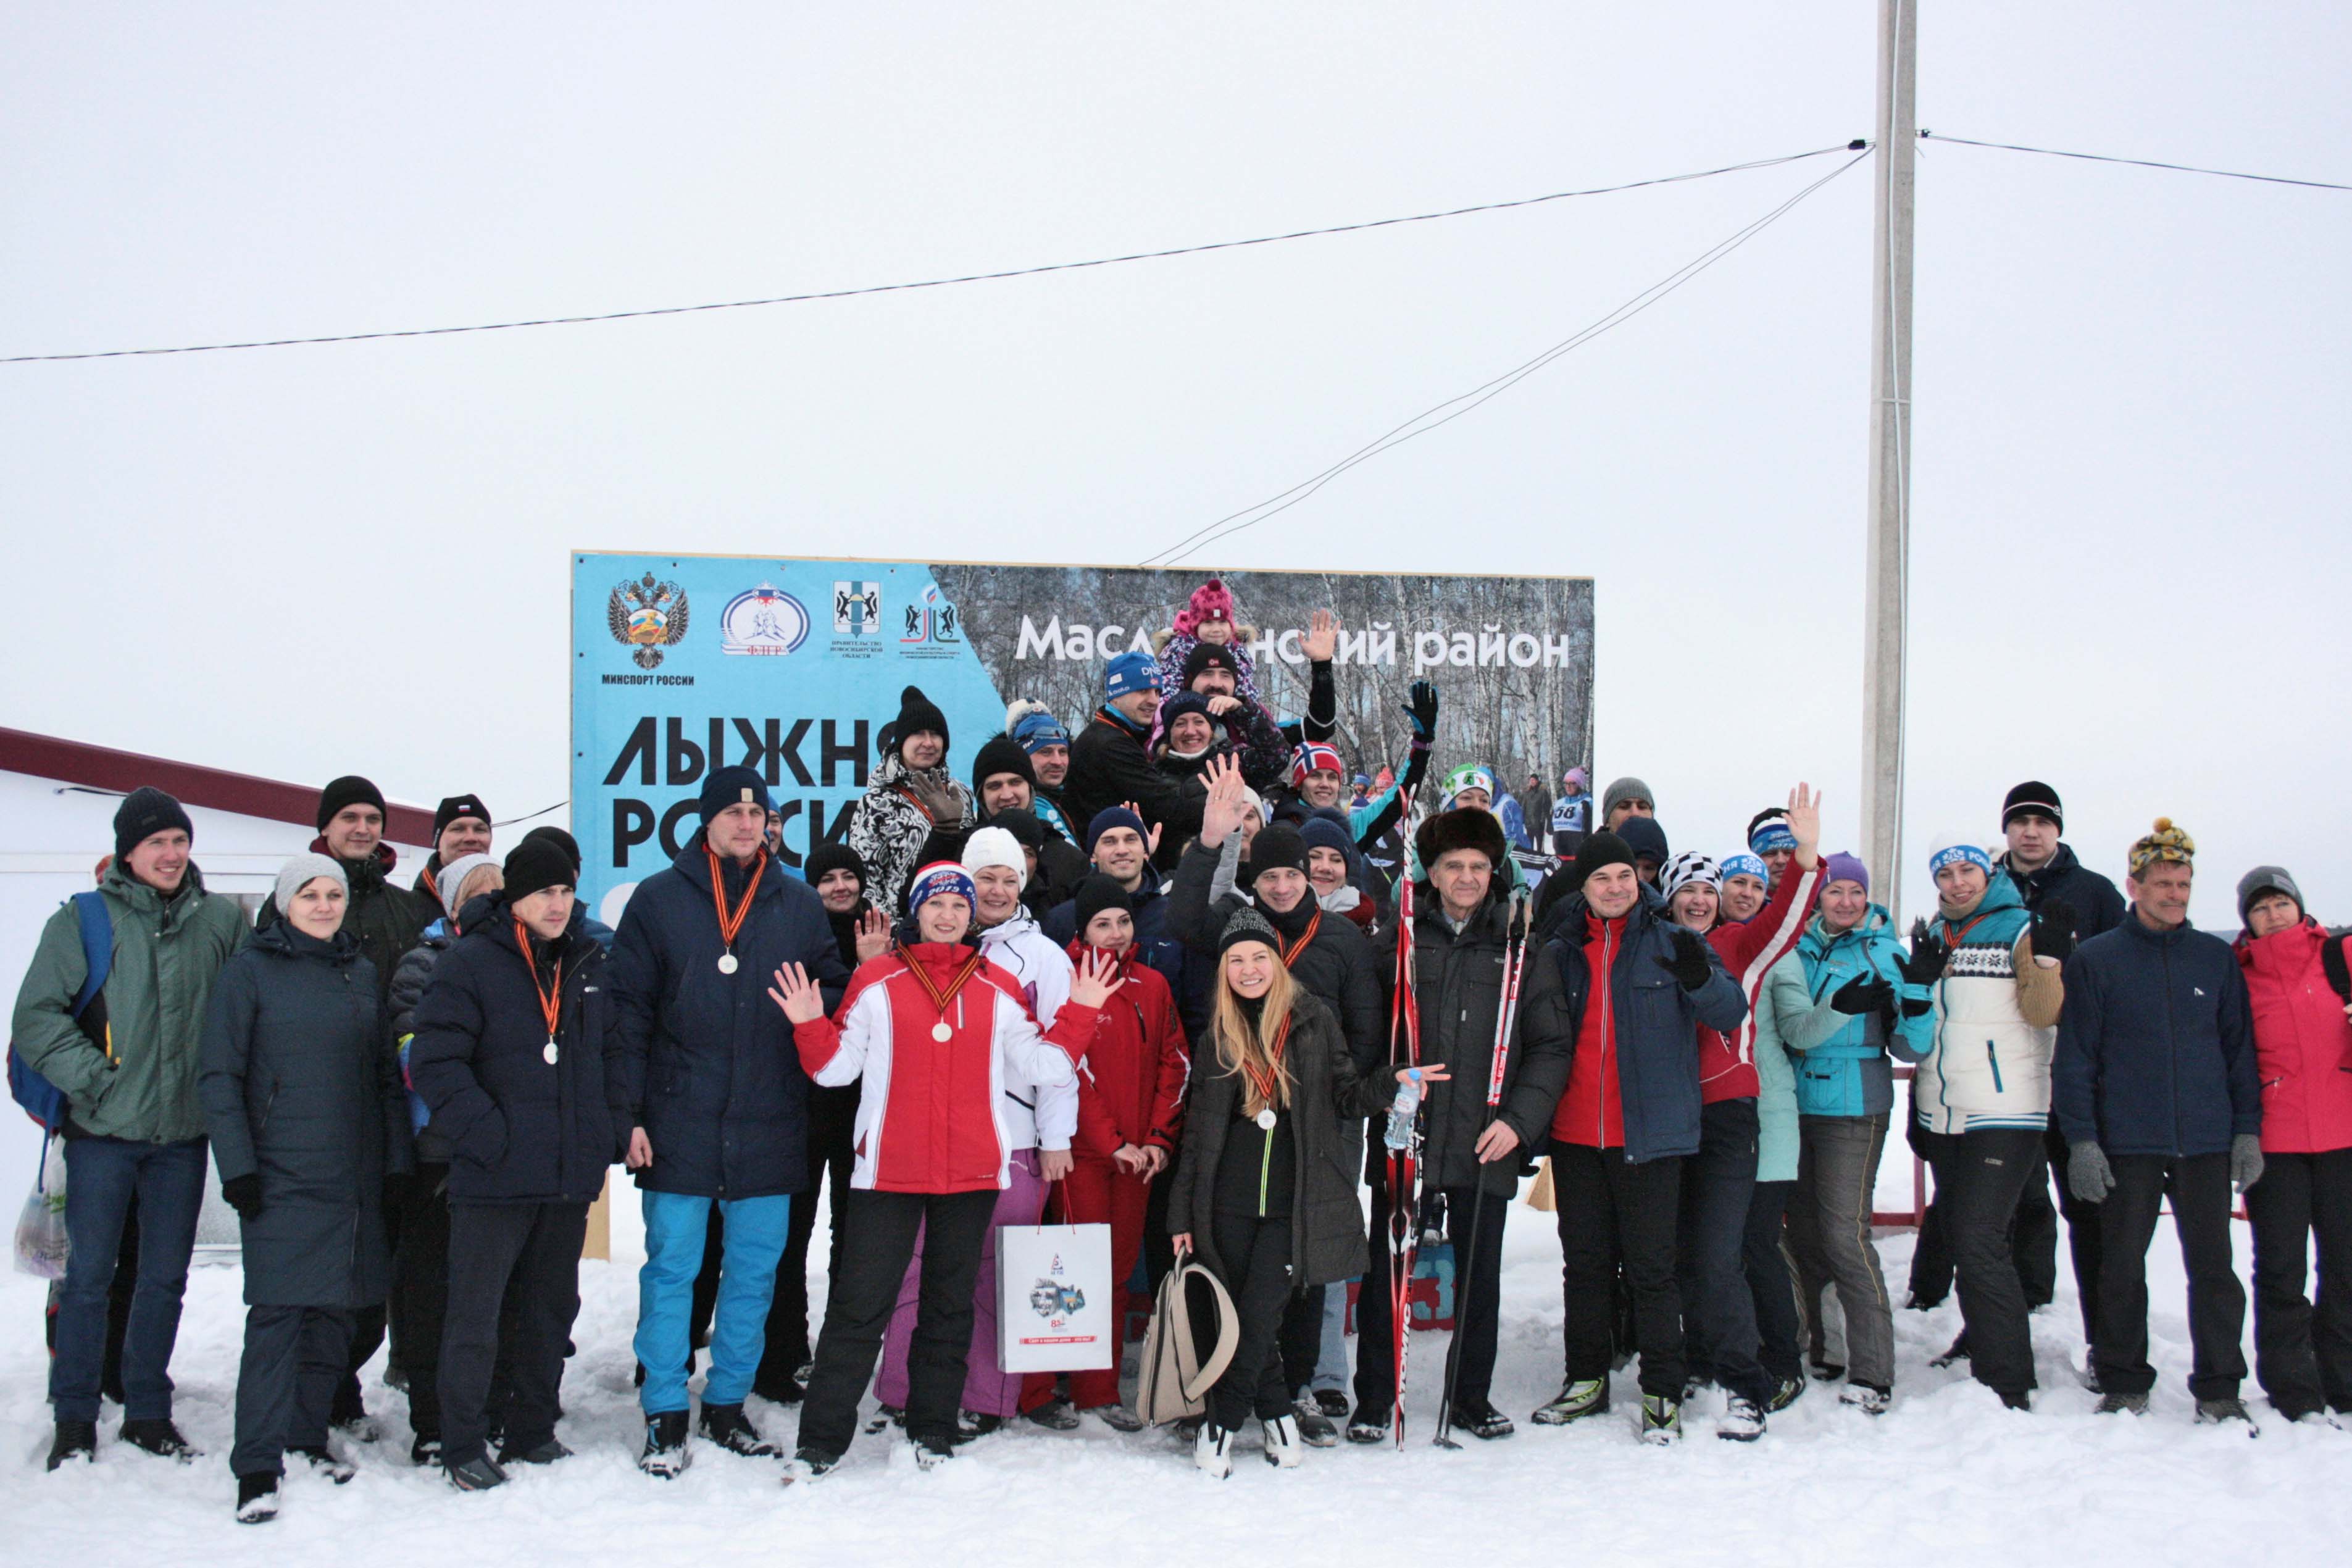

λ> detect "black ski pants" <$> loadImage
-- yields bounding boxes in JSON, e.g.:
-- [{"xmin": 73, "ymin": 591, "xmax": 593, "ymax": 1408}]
[
  {"xmin": 1206, "ymin": 1210, "xmax": 1295, "ymax": 1432},
  {"xmin": 2094, "ymin": 1152, "xmax": 2246, "ymax": 1400},
  {"xmin": 762, "ymin": 1083, "xmax": 858, "ymax": 1387},
  {"xmin": 1353, "ymin": 1174, "xmax": 1508, "ymax": 1415},
  {"xmin": 439, "ymin": 1201, "xmax": 586, "ymax": 1467},
  {"xmin": 1916, "ymin": 1126, "xmax": 2041, "ymax": 1396},
  {"xmin": 232, "ymin": 1306, "xmax": 353, "ymax": 1478},
  {"xmin": 799, "ymin": 1188, "xmax": 996, "ymax": 1455},
  {"xmin": 2245, "ymin": 1147, "xmax": 2352, "ymax": 1418},
  {"xmin": 1678, "ymin": 1098, "xmax": 1770, "ymax": 1404},
  {"xmin": 1554, "ymin": 1144, "xmax": 1684, "ymax": 1399},
  {"xmin": 1744, "ymin": 1178, "xmax": 1804, "ymax": 1385}
]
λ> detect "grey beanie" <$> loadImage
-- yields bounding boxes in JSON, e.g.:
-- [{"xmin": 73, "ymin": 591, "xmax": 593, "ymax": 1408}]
[
  {"xmin": 2237, "ymin": 865, "xmax": 2304, "ymax": 926},
  {"xmin": 1601, "ymin": 776, "xmax": 1655, "ymax": 822},
  {"xmin": 275, "ymin": 852, "xmax": 347, "ymax": 912},
  {"xmin": 1217, "ymin": 906, "xmax": 1282, "ymax": 958},
  {"xmin": 436, "ymin": 851, "xmax": 501, "ymax": 918}
]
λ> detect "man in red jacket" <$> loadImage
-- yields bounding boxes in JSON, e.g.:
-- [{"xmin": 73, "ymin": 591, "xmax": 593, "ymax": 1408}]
[{"xmin": 2235, "ymin": 865, "xmax": 2352, "ymax": 1422}]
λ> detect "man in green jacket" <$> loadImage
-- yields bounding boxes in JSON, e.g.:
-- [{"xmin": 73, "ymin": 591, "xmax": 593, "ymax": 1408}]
[{"xmin": 12, "ymin": 787, "xmax": 249, "ymax": 1470}]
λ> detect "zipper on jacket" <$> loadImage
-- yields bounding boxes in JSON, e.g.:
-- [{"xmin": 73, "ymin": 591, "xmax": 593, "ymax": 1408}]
[
  {"xmin": 1598, "ymin": 922, "xmax": 1616, "ymax": 1146},
  {"xmin": 1258, "ymin": 1117, "xmax": 1274, "ymax": 1217},
  {"xmin": 2162, "ymin": 941, "xmax": 2178, "ymax": 1150},
  {"xmin": 1985, "ymin": 1040, "xmax": 2005, "ymax": 1095}
]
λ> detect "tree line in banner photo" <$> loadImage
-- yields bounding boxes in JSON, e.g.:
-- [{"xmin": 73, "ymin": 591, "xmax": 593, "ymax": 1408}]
[{"xmin": 570, "ymin": 553, "xmax": 1595, "ymax": 923}]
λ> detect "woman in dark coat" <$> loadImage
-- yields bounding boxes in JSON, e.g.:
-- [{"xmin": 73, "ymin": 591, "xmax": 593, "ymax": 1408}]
[
  {"xmin": 201, "ymin": 854, "xmax": 410, "ymax": 1524},
  {"xmin": 409, "ymin": 837, "xmax": 627, "ymax": 1490},
  {"xmin": 1167, "ymin": 907, "xmax": 1428, "ymax": 1477}
]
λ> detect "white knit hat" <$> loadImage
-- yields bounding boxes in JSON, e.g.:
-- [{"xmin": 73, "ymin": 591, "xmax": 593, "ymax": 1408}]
[
  {"xmin": 961, "ymin": 825, "xmax": 1028, "ymax": 891},
  {"xmin": 273, "ymin": 852, "xmax": 346, "ymax": 912}
]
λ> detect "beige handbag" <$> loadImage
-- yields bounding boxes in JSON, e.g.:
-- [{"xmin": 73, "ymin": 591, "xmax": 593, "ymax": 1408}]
[{"xmin": 1133, "ymin": 1259, "xmax": 1240, "ymax": 1427}]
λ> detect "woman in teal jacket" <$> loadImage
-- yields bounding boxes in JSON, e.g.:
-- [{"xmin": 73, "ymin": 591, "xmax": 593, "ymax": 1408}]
[{"xmin": 1776, "ymin": 854, "xmax": 1930, "ymax": 1409}]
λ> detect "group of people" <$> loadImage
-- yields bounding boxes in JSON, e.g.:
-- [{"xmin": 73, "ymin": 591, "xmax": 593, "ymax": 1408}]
[{"xmin": 12, "ymin": 577, "xmax": 2349, "ymax": 1512}]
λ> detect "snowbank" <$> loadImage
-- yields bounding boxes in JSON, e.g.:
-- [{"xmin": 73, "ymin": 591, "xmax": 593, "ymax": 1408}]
[{"xmin": 4, "ymin": 1195, "xmax": 2335, "ymax": 1564}]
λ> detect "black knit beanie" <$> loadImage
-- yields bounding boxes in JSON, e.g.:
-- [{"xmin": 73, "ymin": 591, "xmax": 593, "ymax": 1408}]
[
  {"xmin": 503, "ymin": 836, "xmax": 575, "ymax": 903},
  {"xmin": 971, "ymin": 735, "xmax": 1035, "ymax": 793},
  {"xmin": 894, "ymin": 686, "xmax": 951, "ymax": 756},
  {"xmin": 114, "ymin": 786, "xmax": 193, "ymax": 861},
  {"xmin": 433, "ymin": 793, "xmax": 491, "ymax": 836},
  {"xmin": 1575, "ymin": 830, "xmax": 1638, "ymax": 888},
  {"xmin": 1218, "ymin": 906, "xmax": 1280, "ymax": 957},
  {"xmin": 1072, "ymin": 874, "xmax": 1133, "ymax": 936},
  {"xmin": 1250, "ymin": 824, "xmax": 1308, "ymax": 880},
  {"xmin": 698, "ymin": 764, "xmax": 774, "ymax": 821},
  {"xmin": 805, "ymin": 839, "xmax": 869, "ymax": 890},
  {"xmin": 2001, "ymin": 780, "xmax": 2064, "ymax": 833},
  {"xmin": 520, "ymin": 825, "xmax": 582, "ymax": 875},
  {"xmin": 315, "ymin": 774, "xmax": 387, "ymax": 833}
]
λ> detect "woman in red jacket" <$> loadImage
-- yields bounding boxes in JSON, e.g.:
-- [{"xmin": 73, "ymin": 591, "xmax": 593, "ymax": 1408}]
[
  {"xmin": 772, "ymin": 862, "xmax": 1116, "ymax": 1475},
  {"xmin": 1021, "ymin": 875, "xmax": 1190, "ymax": 1428},
  {"xmin": 2235, "ymin": 866, "xmax": 2352, "ymax": 1422}
]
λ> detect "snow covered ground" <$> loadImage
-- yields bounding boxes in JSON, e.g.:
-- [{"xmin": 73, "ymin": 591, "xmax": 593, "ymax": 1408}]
[{"xmin": 6, "ymin": 1191, "xmax": 2339, "ymax": 1566}]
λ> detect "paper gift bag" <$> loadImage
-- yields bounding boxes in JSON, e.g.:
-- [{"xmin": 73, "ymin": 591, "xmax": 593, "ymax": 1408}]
[{"xmin": 996, "ymin": 1220, "xmax": 1116, "ymax": 1373}]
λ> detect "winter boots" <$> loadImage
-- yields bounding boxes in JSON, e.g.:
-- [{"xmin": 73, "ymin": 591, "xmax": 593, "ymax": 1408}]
[
  {"xmin": 2094, "ymin": 1391, "xmax": 2150, "ymax": 1416},
  {"xmin": 290, "ymin": 1445, "xmax": 356, "ymax": 1483},
  {"xmin": 1193, "ymin": 1422, "xmax": 1235, "ymax": 1478},
  {"xmin": 1086, "ymin": 1404, "xmax": 1146, "ymax": 1433},
  {"xmin": 446, "ymin": 1454, "xmax": 508, "ymax": 1491},
  {"xmin": 1344, "ymin": 1406, "xmax": 1390, "ymax": 1445},
  {"xmin": 1024, "ymin": 1398, "xmax": 1082, "ymax": 1431},
  {"xmin": 1288, "ymin": 1399, "xmax": 1338, "ymax": 1447},
  {"xmin": 1532, "ymin": 1377, "xmax": 1609, "ymax": 1425},
  {"xmin": 235, "ymin": 1472, "xmax": 280, "ymax": 1524},
  {"xmin": 1838, "ymin": 1383, "xmax": 1891, "ymax": 1416},
  {"xmin": 45, "ymin": 1419, "xmax": 96, "ymax": 1470},
  {"xmin": 2195, "ymin": 1397, "xmax": 2256, "ymax": 1434},
  {"xmin": 698, "ymin": 1403, "xmax": 777, "ymax": 1457},
  {"xmin": 1638, "ymin": 1395, "xmax": 1682, "ymax": 1445},
  {"xmin": 1717, "ymin": 1395, "xmax": 1765, "ymax": 1441},
  {"xmin": 913, "ymin": 1432, "xmax": 957, "ymax": 1470},
  {"xmin": 639, "ymin": 1411, "xmax": 692, "ymax": 1477},
  {"xmin": 1767, "ymin": 1376, "xmax": 1805, "ymax": 1412},
  {"xmin": 783, "ymin": 1448, "xmax": 840, "ymax": 1484},
  {"xmin": 119, "ymin": 1417, "xmax": 199, "ymax": 1461},
  {"xmin": 500, "ymin": 1438, "xmax": 573, "ymax": 1466},
  {"xmin": 1453, "ymin": 1400, "xmax": 1516, "ymax": 1440},
  {"xmin": 1261, "ymin": 1413, "xmax": 1303, "ymax": 1468}
]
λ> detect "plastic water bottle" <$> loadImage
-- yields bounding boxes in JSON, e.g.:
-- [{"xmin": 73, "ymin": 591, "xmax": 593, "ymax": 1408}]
[{"xmin": 1383, "ymin": 1070, "xmax": 1423, "ymax": 1151}]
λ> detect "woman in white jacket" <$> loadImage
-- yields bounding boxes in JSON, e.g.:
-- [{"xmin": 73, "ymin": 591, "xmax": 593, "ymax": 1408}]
[{"xmin": 871, "ymin": 829, "xmax": 1079, "ymax": 1435}]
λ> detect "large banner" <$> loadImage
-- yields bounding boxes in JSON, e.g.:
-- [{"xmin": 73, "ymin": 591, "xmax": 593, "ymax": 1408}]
[{"xmin": 571, "ymin": 553, "xmax": 1592, "ymax": 922}]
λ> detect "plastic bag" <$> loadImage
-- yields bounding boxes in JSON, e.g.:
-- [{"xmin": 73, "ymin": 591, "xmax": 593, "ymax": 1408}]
[{"xmin": 14, "ymin": 1135, "xmax": 70, "ymax": 1280}]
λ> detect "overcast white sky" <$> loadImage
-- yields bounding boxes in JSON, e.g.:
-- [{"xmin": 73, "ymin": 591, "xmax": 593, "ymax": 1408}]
[{"xmin": 4, "ymin": 2, "xmax": 2346, "ymax": 927}]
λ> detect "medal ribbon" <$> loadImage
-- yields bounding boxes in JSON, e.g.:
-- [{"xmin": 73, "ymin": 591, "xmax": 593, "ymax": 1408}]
[
  {"xmin": 1240, "ymin": 1013, "xmax": 1293, "ymax": 1112},
  {"xmin": 513, "ymin": 919, "xmax": 564, "ymax": 1041},
  {"xmin": 1277, "ymin": 909, "xmax": 1321, "ymax": 969},
  {"xmin": 898, "ymin": 945, "xmax": 990, "ymax": 1035},
  {"xmin": 707, "ymin": 845, "xmax": 768, "ymax": 955}
]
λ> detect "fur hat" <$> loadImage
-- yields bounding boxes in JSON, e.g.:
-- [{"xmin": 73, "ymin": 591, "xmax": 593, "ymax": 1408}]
[{"xmin": 1415, "ymin": 807, "xmax": 1507, "ymax": 871}]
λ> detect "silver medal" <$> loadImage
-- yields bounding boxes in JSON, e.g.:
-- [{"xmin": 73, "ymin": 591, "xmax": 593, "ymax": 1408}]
[
  {"xmin": 717, "ymin": 952, "xmax": 739, "ymax": 975},
  {"xmin": 543, "ymin": 1040, "xmax": 559, "ymax": 1065},
  {"xmin": 1255, "ymin": 1107, "xmax": 1277, "ymax": 1132},
  {"xmin": 931, "ymin": 1019, "xmax": 953, "ymax": 1043}
]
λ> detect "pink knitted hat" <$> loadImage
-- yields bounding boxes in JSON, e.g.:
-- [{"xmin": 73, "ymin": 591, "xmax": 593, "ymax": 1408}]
[{"xmin": 1172, "ymin": 577, "xmax": 1236, "ymax": 638}]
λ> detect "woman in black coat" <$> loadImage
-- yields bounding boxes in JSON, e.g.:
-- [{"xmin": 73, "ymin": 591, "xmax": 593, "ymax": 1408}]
[
  {"xmin": 408, "ymin": 838, "xmax": 627, "ymax": 1490},
  {"xmin": 1167, "ymin": 907, "xmax": 1430, "ymax": 1477},
  {"xmin": 201, "ymin": 854, "xmax": 410, "ymax": 1524}
]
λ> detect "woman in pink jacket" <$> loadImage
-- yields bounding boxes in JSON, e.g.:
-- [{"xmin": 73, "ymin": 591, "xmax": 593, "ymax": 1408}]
[{"xmin": 2235, "ymin": 865, "xmax": 2352, "ymax": 1424}]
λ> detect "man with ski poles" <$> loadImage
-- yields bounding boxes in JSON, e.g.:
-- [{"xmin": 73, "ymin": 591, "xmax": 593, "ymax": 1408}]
[{"xmin": 1346, "ymin": 807, "xmax": 1574, "ymax": 1445}]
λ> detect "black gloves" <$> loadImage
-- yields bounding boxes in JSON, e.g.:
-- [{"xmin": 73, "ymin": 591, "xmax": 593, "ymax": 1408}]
[
  {"xmin": 1831, "ymin": 974, "xmax": 1895, "ymax": 1016},
  {"xmin": 1656, "ymin": 927, "xmax": 1714, "ymax": 993},
  {"xmin": 221, "ymin": 1173, "xmax": 263, "ymax": 1220},
  {"xmin": 1404, "ymin": 680, "xmax": 1439, "ymax": 744},
  {"xmin": 2030, "ymin": 901, "xmax": 2078, "ymax": 964},
  {"xmin": 1900, "ymin": 919, "xmax": 1949, "ymax": 986}
]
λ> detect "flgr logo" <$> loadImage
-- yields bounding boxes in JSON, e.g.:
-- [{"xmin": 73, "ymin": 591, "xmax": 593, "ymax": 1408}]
[{"xmin": 718, "ymin": 584, "xmax": 809, "ymax": 656}]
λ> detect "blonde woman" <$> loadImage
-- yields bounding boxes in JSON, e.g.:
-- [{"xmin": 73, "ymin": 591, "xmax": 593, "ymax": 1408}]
[{"xmin": 1166, "ymin": 907, "xmax": 1435, "ymax": 1477}]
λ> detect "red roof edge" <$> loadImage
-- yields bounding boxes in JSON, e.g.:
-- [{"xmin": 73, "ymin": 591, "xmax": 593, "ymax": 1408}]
[{"xmin": 0, "ymin": 727, "xmax": 436, "ymax": 846}]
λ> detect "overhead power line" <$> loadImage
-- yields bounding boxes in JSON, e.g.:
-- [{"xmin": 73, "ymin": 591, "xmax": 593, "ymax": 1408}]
[
  {"xmin": 1141, "ymin": 148, "xmax": 1874, "ymax": 568},
  {"xmin": 0, "ymin": 142, "xmax": 1865, "ymax": 365},
  {"xmin": 1920, "ymin": 130, "xmax": 2352, "ymax": 193}
]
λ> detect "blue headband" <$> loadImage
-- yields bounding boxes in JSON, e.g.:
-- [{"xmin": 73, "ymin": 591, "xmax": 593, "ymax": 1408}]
[
  {"xmin": 1748, "ymin": 822, "xmax": 1798, "ymax": 854},
  {"xmin": 1929, "ymin": 843, "xmax": 1993, "ymax": 878},
  {"xmin": 906, "ymin": 862, "xmax": 977, "ymax": 914},
  {"xmin": 1720, "ymin": 853, "xmax": 1767, "ymax": 884}
]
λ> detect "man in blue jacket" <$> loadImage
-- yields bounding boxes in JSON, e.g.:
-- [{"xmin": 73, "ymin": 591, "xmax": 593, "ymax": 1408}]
[
  {"xmin": 607, "ymin": 765, "xmax": 850, "ymax": 1475},
  {"xmin": 2053, "ymin": 818, "xmax": 2262, "ymax": 1424}
]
